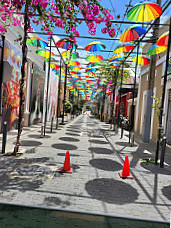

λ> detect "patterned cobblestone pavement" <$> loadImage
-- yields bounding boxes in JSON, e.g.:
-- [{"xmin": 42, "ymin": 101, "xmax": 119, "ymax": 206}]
[{"xmin": 0, "ymin": 114, "xmax": 170, "ymax": 222}]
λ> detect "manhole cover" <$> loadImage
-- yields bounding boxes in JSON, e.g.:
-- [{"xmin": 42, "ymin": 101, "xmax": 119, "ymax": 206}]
[{"xmin": 11, "ymin": 164, "xmax": 54, "ymax": 179}]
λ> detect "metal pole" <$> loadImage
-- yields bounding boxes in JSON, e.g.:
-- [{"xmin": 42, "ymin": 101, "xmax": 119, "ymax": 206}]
[
  {"xmin": 44, "ymin": 36, "xmax": 52, "ymax": 136},
  {"xmin": 130, "ymin": 42, "xmax": 139, "ymax": 132},
  {"xmin": 61, "ymin": 64, "xmax": 67, "ymax": 124},
  {"xmin": 50, "ymin": 117, "xmax": 53, "ymax": 133},
  {"xmin": 159, "ymin": 17, "xmax": 171, "ymax": 168},
  {"xmin": 0, "ymin": 35, "xmax": 5, "ymax": 115},
  {"xmin": 13, "ymin": 1, "xmax": 29, "ymax": 155},
  {"xmin": 101, "ymin": 85, "xmax": 106, "ymax": 122},
  {"xmin": 56, "ymin": 57, "xmax": 62, "ymax": 129},
  {"xmin": 28, "ymin": 63, "xmax": 34, "ymax": 126},
  {"xmin": 118, "ymin": 65, "xmax": 124, "ymax": 125},
  {"xmin": 2, "ymin": 121, "xmax": 7, "ymax": 154}
]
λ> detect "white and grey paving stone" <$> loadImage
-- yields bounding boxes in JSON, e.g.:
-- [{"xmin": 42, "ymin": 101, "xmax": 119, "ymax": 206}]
[{"xmin": 0, "ymin": 114, "xmax": 170, "ymax": 222}]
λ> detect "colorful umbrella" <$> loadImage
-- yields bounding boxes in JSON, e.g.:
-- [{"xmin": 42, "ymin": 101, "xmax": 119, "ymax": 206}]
[
  {"xmin": 109, "ymin": 54, "xmax": 124, "ymax": 62},
  {"xmin": 50, "ymin": 64, "xmax": 60, "ymax": 70},
  {"xmin": 36, "ymin": 48, "xmax": 54, "ymax": 57},
  {"xmin": 86, "ymin": 62, "xmax": 101, "ymax": 68},
  {"xmin": 61, "ymin": 51, "xmax": 79, "ymax": 59},
  {"xmin": 127, "ymin": 2, "xmax": 162, "ymax": 22},
  {"xmin": 86, "ymin": 65, "xmax": 100, "ymax": 70},
  {"xmin": 68, "ymin": 66, "xmax": 81, "ymax": 71},
  {"xmin": 70, "ymin": 71, "xmax": 81, "ymax": 76},
  {"xmin": 157, "ymin": 31, "xmax": 169, "ymax": 46},
  {"xmin": 147, "ymin": 44, "xmax": 167, "ymax": 55},
  {"xmin": 110, "ymin": 56, "xmax": 125, "ymax": 62},
  {"xmin": 85, "ymin": 41, "xmax": 106, "ymax": 52},
  {"xmin": 106, "ymin": 63, "xmax": 120, "ymax": 68},
  {"xmin": 120, "ymin": 26, "xmax": 146, "ymax": 42},
  {"xmin": 86, "ymin": 72, "xmax": 96, "ymax": 76},
  {"xmin": 27, "ymin": 37, "xmax": 48, "ymax": 48},
  {"xmin": 132, "ymin": 56, "xmax": 150, "ymax": 65},
  {"xmin": 65, "ymin": 60, "xmax": 80, "ymax": 66},
  {"xmin": 85, "ymin": 55, "xmax": 103, "ymax": 62},
  {"xmin": 85, "ymin": 68, "xmax": 98, "ymax": 72},
  {"xmin": 113, "ymin": 44, "xmax": 135, "ymax": 53},
  {"xmin": 56, "ymin": 38, "xmax": 77, "ymax": 50},
  {"xmin": 44, "ymin": 57, "xmax": 59, "ymax": 62}
]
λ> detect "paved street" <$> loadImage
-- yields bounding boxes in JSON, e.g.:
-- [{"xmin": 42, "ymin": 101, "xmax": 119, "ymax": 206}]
[{"xmin": 0, "ymin": 114, "xmax": 170, "ymax": 222}]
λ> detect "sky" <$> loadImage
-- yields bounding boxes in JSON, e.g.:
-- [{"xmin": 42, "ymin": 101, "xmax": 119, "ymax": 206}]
[{"xmin": 30, "ymin": 0, "xmax": 170, "ymax": 79}]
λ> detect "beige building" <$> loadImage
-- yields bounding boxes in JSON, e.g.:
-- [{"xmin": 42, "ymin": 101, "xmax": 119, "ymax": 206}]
[{"xmin": 135, "ymin": 19, "xmax": 170, "ymax": 142}]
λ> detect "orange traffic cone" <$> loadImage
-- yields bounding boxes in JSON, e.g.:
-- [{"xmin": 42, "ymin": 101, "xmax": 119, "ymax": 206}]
[
  {"xmin": 118, "ymin": 156, "xmax": 133, "ymax": 179},
  {"xmin": 59, "ymin": 151, "xmax": 72, "ymax": 173}
]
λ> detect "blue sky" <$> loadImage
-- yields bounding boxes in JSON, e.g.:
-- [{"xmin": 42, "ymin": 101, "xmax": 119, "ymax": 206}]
[{"xmin": 31, "ymin": 0, "xmax": 170, "ymax": 66}]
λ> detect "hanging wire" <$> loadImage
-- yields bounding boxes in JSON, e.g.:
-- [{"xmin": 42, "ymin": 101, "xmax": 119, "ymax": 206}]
[{"xmin": 107, "ymin": 0, "xmax": 134, "ymax": 59}]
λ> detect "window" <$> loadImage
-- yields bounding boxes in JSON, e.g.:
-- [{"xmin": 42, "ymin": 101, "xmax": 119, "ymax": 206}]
[{"xmin": 155, "ymin": 69, "xmax": 157, "ymax": 77}]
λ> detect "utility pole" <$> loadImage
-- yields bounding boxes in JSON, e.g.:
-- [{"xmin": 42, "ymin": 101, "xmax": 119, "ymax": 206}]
[
  {"xmin": 141, "ymin": 0, "xmax": 161, "ymax": 142},
  {"xmin": 56, "ymin": 57, "xmax": 62, "ymax": 129},
  {"xmin": 130, "ymin": 42, "xmax": 139, "ymax": 131},
  {"xmin": 13, "ymin": 1, "xmax": 29, "ymax": 155},
  {"xmin": 61, "ymin": 64, "xmax": 67, "ymax": 124},
  {"xmin": 0, "ymin": 35, "xmax": 5, "ymax": 116},
  {"xmin": 159, "ymin": 18, "xmax": 171, "ymax": 167},
  {"xmin": 0, "ymin": 35, "xmax": 5, "ymax": 133},
  {"xmin": 43, "ymin": 36, "xmax": 52, "ymax": 136}
]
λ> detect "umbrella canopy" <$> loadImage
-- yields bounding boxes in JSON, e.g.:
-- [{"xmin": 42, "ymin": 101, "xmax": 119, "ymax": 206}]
[
  {"xmin": 36, "ymin": 48, "xmax": 54, "ymax": 57},
  {"xmin": 86, "ymin": 62, "xmax": 101, "ymax": 68},
  {"xmin": 85, "ymin": 68, "xmax": 98, "ymax": 72},
  {"xmin": 44, "ymin": 57, "xmax": 59, "ymax": 62},
  {"xmin": 56, "ymin": 38, "xmax": 77, "ymax": 50},
  {"xmin": 147, "ymin": 44, "xmax": 167, "ymax": 55},
  {"xmin": 85, "ymin": 55, "xmax": 103, "ymax": 62},
  {"xmin": 113, "ymin": 44, "xmax": 135, "ymax": 53},
  {"xmin": 110, "ymin": 56, "xmax": 125, "ymax": 62},
  {"xmin": 85, "ymin": 41, "xmax": 106, "ymax": 52},
  {"xmin": 70, "ymin": 71, "xmax": 81, "ymax": 76},
  {"xmin": 106, "ymin": 63, "xmax": 120, "ymax": 68},
  {"xmin": 109, "ymin": 54, "xmax": 124, "ymax": 62},
  {"xmin": 157, "ymin": 31, "xmax": 169, "ymax": 46},
  {"xmin": 27, "ymin": 37, "xmax": 48, "ymax": 48},
  {"xmin": 68, "ymin": 66, "xmax": 81, "ymax": 71},
  {"xmin": 65, "ymin": 60, "xmax": 80, "ymax": 66},
  {"xmin": 86, "ymin": 72, "xmax": 96, "ymax": 76},
  {"xmin": 127, "ymin": 2, "xmax": 162, "ymax": 22},
  {"xmin": 61, "ymin": 51, "xmax": 79, "ymax": 59},
  {"xmin": 50, "ymin": 64, "xmax": 60, "ymax": 70},
  {"xmin": 132, "ymin": 56, "xmax": 150, "ymax": 65},
  {"xmin": 120, "ymin": 26, "xmax": 146, "ymax": 42}
]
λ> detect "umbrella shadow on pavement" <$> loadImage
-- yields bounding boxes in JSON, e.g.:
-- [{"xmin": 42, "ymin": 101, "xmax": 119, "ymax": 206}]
[
  {"xmin": 28, "ymin": 134, "xmax": 51, "ymax": 139},
  {"xmin": 13, "ymin": 140, "xmax": 42, "ymax": 147},
  {"xmin": 65, "ymin": 133, "xmax": 80, "ymax": 137},
  {"xmin": 43, "ymin": 196, "xmax": 70, "ymax": 207},
  {"xmin": 88, "ymin": 147, "xmax": 113, "ymax": 155},
  {"xmin": 66, "ymin": 130, "xmax": 81, "ymax": 133},
  {"xmin": 140, "ymin": 162, "xmax": 171, "ymax": 175},
  {"xmin": 85, "ymin": 178, "xmax": 139, "ymax": 204},
  {"xmin": 0, "ymin": 157, "xmax": 51, "ymax": 192},
  {"xmin": 67, "ymin": 126, "xmax": 81, "ymax": 130},
  {"xmin": 59, "ymin": 137, "xmax": 80, "ymax": 142},
  {"xmin": 161, "ymin": 185, "xmax": 171, "ymax": 201},
  {"xmin": 115, "ymin": 141, "xmax": 137, "ymax": 148},
  {"xmin": 57, "ymin": 153, "xmax": 80, "ymax": 157},
  {"xmin": 88, "ymin": 139, "xmax": 108, "ymax": 145},
  {"xmin": 89, "ymin": 158, "xmax": 122, "ymax": 171},
  {"xmin": 88, "ymin": 135, "xmax": 104, "ymax": 138},
  {"xmin": 51, "ymin": 143, "xmax": 78, "ymax": 151}
]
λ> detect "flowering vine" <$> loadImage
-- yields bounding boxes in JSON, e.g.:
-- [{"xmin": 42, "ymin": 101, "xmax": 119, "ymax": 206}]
[{"xmin": 0, "ymin": 0, "xmax": 116, "ymax": 38}]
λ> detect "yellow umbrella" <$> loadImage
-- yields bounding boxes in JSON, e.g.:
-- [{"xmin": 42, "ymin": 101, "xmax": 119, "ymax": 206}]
[{"xmin": 36, "ymin": 48, "xmax": 54, "ymax": 57}]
